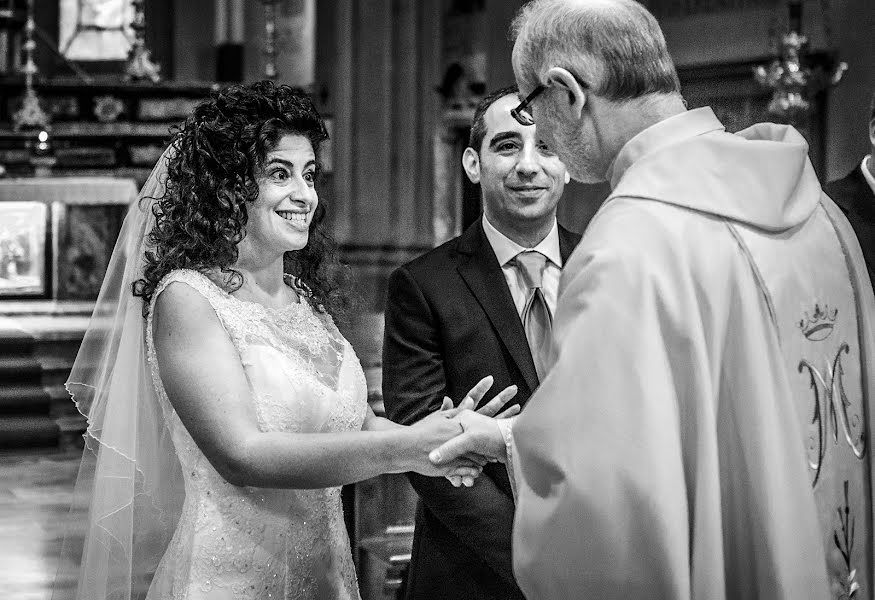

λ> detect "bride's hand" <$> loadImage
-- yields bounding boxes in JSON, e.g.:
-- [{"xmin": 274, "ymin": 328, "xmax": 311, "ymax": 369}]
[
  {"xmin": 405, "ymin": 410, "xmax": 485, "ymax": 480},
  {"xmin": 438, "ymin": 375, "xmax": 519, "ymax": 486}
]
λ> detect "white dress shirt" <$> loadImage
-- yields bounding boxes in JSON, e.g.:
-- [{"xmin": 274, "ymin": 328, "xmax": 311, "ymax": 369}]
[
  {"xmin": 481, "ymin": 214, "xmax": 562, "ymax": 318},
  {"xmin": 860, "ymin": 155, "xmax": 875, "ymax": 196}
]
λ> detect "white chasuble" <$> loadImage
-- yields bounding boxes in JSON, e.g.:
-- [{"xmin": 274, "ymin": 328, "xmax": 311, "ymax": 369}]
[{"xmin": 507, "ymin": 108, "xmax": 875, "ymax": 600}]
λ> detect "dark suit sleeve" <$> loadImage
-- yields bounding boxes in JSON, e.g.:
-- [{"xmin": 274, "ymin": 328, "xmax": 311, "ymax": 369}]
[{"xmin": 382, "ymin": 265, "xmax": 520, "ymax": 587}]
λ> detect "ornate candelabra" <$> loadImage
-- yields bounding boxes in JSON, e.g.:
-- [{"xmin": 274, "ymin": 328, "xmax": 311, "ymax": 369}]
[
  {"xmin": 124, "ymin": 0, "xmax": 162, "ymax": 83},
  {"xmin": 12, "ymin": 0, "xmax": 49, "ymax": 132},
  {"xmin": 263, "ymin": 0, "xmax": 279, "ymax": 80},
  {"xmin": 753, "ymin": 0, "xmax": 846, "ymax": 125}
]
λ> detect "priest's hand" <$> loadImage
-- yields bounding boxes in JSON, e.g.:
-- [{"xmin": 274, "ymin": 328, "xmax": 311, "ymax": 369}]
[
  {"xmin": 429, "ymin": 410, "xmax": 507, "ymax": 468},
  {"xmin": 438, "ymin": 376, "xmax": 518, "ymax": 486}
]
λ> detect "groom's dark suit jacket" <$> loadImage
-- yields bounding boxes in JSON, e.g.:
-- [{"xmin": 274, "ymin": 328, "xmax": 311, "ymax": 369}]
[
  {"xmin": 382, "ymin": 218, "xmax": 581, "ymax": 600},
  {"xmin": 825, "ymin": 162, "xmax": 875, "ymax": 287}
]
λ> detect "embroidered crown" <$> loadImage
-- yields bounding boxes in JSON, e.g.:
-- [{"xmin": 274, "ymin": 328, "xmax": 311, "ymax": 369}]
[{"xmin": 798, "ymin": 303, "xmax": 838, "ymax": 341}]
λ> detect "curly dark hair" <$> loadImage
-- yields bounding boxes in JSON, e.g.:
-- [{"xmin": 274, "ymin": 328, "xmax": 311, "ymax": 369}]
[{"xmin": 133, "ymin": 80, "xmax": 352, "ymax": 320}]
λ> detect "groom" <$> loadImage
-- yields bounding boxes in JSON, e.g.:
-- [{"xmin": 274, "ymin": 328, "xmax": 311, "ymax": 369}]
[
  {"xmin": 382, "ymin": 86, "xmax": 579, "ymax": 599},
  {"xmin": 431, "ymin": 1, "xmax": 875, "ymax": 598}
]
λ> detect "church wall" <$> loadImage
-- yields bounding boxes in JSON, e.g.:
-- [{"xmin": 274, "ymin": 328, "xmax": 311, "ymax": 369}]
[
  {"xmin": 656, "ymin": 0, "xmax": 875, "ymax": 182},
  {"xmin": 823, "ymin": 0, "xmax": 875, "ymax": 180},
  {"xmin": 173, "ymin": 0, "xmax": 215, "ymax": 82},
  {"xmin": 11, "ymin": 0, "xmax": 873, "ymax": 310}
]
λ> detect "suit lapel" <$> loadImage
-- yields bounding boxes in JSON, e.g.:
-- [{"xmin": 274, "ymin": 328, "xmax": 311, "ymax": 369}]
[
  {"xmin": 850, "ymin": 168, "xmax": 875, "ymax": 222},
  {"xmin": 558, "ymin": 224, "xmax": 582, "ymax": 265},
  {"xmin": 832, "ymin": 167, "xmax": 875, "ymax": 222},
  {"xmin": 456, "ymin": 220, "xmax": 540, "ymax": 392}
]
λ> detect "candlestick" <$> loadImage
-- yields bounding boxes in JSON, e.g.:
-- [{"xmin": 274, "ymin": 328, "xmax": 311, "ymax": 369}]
[
  {"xmin": 788, "ymin": 0, "xmax": 803, "ymax": 35},
  {"xmin": 124, "ymin": 0, "xmax": 162, "ymax": 83},
  {"xmin": 753, "ymin": 0, "xmax": 847, "ymax": 125},
  {"xmin": 12, "ymin": 0, "xmax": 49, "ymax": 131},
  {"xmin": 263, "ymin": 0, "xmax": 279, "ymax": 80}
]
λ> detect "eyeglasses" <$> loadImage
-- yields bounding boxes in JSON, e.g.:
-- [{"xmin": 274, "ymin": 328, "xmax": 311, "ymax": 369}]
[
  {"xmin": 511, "ymin": 75, "xmax": 589, "ymax": 126},
  {"xmin": 510, "ymin": 85, "xmax": 545, "ymax": 126}
]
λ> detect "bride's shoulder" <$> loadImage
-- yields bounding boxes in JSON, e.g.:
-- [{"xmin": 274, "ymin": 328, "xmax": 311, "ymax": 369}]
[
  {"xmin": 152, "ymin": 269, "xmax": 228, "ymax": 321},
  {"xmin": 155, "ymin": 268, "xmax": 227, "ymax": 300},
  {"xmin": 151, "ymin": 274, "xmax": 226, "ymax": 339}
]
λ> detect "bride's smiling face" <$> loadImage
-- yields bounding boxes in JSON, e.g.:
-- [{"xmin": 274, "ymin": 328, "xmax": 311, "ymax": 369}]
[{"xmin": 243, "ymin": 133, "xmax": 319, "ymax": 257}]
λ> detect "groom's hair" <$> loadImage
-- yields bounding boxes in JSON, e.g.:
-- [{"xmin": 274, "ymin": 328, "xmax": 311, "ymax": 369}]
[{"xmin": 468, "ymin": 85, "xmax": 520, "ymax": 153}]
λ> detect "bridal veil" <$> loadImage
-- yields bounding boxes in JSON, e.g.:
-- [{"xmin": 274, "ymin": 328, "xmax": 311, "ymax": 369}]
[{"xmin": 55, "ymin": 144, "xmax": 184, "ymax": 600}]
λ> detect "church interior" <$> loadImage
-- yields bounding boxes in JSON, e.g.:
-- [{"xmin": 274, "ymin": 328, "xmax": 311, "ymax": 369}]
[{"xmin": 0, "ymin": 0, "xmax": 873, "ymax": 598}]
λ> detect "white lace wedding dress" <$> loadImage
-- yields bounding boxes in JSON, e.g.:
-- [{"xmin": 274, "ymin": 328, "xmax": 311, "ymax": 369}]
[{"xmin": 144, "ymin": 269, "xmax": 367, "ymax": 600}]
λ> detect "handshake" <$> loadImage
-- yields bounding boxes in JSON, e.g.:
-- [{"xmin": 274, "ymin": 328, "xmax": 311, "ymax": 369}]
[{"xmin": 404, "ymin": 376, "xmax": 516, "ymax": 488}]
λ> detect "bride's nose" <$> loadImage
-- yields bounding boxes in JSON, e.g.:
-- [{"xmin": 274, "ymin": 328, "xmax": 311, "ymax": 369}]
[{"xmin": 287, "ymin": 179, "xmax": 316, "ymax": 208}]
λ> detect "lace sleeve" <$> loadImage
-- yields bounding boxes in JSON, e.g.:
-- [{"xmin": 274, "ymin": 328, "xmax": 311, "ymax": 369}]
[{"xmin": 496, "ymin": 417, "xmax": 517, "ymax": 500}]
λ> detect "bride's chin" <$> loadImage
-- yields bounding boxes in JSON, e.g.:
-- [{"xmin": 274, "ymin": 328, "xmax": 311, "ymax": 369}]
[{"xmin": 283, "ymin": 239, "xmax": 309, "ymax": 253}]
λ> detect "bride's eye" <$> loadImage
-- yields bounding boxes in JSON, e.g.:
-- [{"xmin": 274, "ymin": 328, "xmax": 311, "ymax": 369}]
[{"xmin": 270, "ymin": 168, "xmax": 290, "ymax": 182}]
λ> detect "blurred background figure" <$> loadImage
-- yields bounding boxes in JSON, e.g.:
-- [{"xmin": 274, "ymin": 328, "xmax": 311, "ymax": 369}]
[{"xmin": 826, "ymin": 91, "xmax": 875, "ymax": 286}]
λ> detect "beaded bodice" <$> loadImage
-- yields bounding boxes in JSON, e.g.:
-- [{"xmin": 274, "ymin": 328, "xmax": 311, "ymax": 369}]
[{"xmin": 144, "ymin": 269, "xmax": 367, "ymax": 600}]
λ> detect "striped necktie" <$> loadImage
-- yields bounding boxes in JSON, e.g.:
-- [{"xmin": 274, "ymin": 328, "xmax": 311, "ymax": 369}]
[{"xmin": 513, "ymin": 250, "xmax": 553, "ymax": 381}]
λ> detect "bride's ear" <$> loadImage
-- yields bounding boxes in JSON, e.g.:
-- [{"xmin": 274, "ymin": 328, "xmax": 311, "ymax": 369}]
[{"xmin": 545, "ymin": 67, "xmax": 586, "ymax": 121}]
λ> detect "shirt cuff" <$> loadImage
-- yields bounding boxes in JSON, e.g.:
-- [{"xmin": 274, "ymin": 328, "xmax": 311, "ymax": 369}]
[{"xmin": 496, "ymin": 417, "xmax": 517, "ymax": 499}]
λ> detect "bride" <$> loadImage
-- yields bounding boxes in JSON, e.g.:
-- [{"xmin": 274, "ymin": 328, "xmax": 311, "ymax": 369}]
[{"xmin": 59, "ymin": 80, "xmax": 516, "ymax": 600}]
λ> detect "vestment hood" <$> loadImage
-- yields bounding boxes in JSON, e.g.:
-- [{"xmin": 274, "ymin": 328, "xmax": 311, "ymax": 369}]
[{"xmin": 606, "ymin": 107, "xmax": 823, "ymax": 232}]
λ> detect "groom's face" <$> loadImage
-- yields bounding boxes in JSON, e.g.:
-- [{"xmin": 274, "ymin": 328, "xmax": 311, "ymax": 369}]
[{"xmin": 463, "ymin": 94, "xmax": 569, "ymax": 233}]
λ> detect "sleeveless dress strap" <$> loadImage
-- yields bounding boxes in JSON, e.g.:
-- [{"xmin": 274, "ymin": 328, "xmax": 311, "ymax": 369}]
[
  {"xmin": 146, "ymin": 269, "xmax": 235, "ymax": 367},
  {"xmin": 150, "ymin": 269, "xmax": 229, "ymax": 315}
]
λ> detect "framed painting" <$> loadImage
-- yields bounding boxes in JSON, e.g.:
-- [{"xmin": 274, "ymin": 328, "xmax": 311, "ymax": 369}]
[
  {"xmin": 54, "ymin": 204, "xmax": 125, "ymax": 300},
  {"xmin": 0, "ymin": 201, "xmax": 48, "ymax": 297},
  {"xmin": 59, "ymin": 0, "xmax": 135, "ymax": 61}
]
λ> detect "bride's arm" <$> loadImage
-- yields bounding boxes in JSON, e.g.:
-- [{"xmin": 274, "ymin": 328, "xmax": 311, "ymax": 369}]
[
  {"xmin": 361, "ymin": 407, "xmax": 400, "ymax": 431},
  {"xmin": 153, "ymin": 282, "xmax": 469, "ymax": 490}
]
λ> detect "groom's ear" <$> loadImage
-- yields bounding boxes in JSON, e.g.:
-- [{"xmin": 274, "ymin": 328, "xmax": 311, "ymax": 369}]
[{"xmin": 462, "ymin": 146, "xmax": 482, "ymax": 184}]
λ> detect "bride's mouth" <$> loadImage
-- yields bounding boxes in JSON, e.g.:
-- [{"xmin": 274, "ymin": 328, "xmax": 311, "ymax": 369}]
[{"xmin": 275, "ymin": 210, "xmax": 310, "ymax": 227}]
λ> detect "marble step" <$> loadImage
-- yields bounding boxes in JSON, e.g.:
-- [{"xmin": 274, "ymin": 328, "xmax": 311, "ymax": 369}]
[
  {"xmin": 0, "ymin": 356, "xmax": 43, "ymax": 383},
  {"xmin": 0, "ymin": 331, "xmax": 34, "ymax": 357},
  {"xmin": 0, "ymin": 384, "xmax": 51, "ymax": 415},
  {"xmin": 0, "ymin": 307, "xmax": 89, "ymax": 449},
  {"xmin": 0, "ymin": 416, "xmax": 59, "ymax": 448}
]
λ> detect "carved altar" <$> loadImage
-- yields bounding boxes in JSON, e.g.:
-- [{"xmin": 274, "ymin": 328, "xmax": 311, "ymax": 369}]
[{"xmin": 0, "ymin": 78, "xmax": 214, "ymax": 185}]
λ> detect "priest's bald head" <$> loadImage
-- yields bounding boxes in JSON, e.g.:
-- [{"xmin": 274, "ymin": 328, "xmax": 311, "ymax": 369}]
[{"xmin": 510, "ymin": 0, "xmax": 686, "ymax": 184}]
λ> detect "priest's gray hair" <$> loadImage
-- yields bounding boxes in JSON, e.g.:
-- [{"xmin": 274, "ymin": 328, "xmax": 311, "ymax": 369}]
[{"xmin": 511, "ymin": 0, "xmax": 680, "ymax": 102}]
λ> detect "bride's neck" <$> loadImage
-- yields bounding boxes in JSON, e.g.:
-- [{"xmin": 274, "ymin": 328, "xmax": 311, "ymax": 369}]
[{"xmin": 231, "ymin": 255, "xmax": 292, "ymax": 305}]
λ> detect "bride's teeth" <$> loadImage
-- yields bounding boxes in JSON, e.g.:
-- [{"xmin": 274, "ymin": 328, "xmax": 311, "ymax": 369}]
[{"xmin": 277, "ymin": 211, "xmax": 307, "ymax": 223}]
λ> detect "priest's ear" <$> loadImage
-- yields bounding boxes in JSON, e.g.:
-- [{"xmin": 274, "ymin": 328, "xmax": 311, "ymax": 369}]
[
  {"xmin": 544, "ymin": 67, "xmax": 587, "ymax": 121},
  {"xmin": 462, "ymin": 146, "xmax": 481, "ymax": 185}
]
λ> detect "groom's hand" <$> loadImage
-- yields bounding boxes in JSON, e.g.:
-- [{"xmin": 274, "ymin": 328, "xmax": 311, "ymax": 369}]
[
  {"xmin": 430, "ymin": 410, "xmax": 506, "ymax": 466},
  {"xmin": 439, "ymin": 375, "xmax": 520, "ymax": 419},
  {"xmin": 438, "ymin": 376, "xmax": 518, "ymax": 486}
]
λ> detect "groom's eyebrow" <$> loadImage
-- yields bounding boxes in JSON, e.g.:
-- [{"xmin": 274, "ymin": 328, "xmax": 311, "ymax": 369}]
[{"xmin": 487, "ymin": 131, "xmax": 521, "ymax": 150}]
